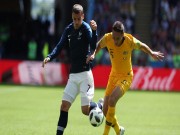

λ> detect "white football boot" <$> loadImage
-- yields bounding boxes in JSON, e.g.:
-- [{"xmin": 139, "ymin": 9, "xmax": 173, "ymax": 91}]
[
  {"xmin": 98, "ymin": 98, "xmax": 104, "ymax": 110},
  {"xmin": 119, "ymin": 126, "xmax": 125, "ymax": 135}
]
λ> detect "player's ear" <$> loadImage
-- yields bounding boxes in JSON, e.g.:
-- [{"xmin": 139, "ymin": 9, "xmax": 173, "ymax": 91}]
[{"xmin": 81, "ymin": 13, "xmax": 84, "ymax": 20}]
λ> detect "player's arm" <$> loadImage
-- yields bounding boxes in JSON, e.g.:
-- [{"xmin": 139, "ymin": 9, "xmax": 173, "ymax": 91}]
[
  {"xmin": 140, "ymin": 43, "xmax": 164, "ymax": 61},
  {"xmin": 89, "ymin": 20, "xmax": 98, "ymax": 51},
  {"xmin": 85, "ymin": 20, "xmax": 97, "ymax": 52},
  {"xmin": 86, "ymin": 36, "xmax": 103, "ymax": 63},
  {"xmin": 94, "ymin": 39, "xmax": 103, "ymax": 55},
  {"xmin": 133, "ymin": 37, "xmax": 164, "ymax": 61},
  {"xmin": 42, "ymin": 28, "xmax": 68, "ymax": 68}
]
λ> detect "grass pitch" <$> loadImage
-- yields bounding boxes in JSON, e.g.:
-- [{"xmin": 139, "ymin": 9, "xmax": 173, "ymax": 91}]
[{"xmin": 0, "ymin": 84, "xmax": 180, "ymax": 135}]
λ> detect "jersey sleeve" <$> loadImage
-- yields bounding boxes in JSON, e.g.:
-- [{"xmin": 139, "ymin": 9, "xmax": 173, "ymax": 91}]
[
  {"xmin": 91, "ymin": 30, "xmax": 98, "ymax": 51},
  {"xmin": 84, "ymin": 25, "xmax": 97, "ymax": 52},
  {"xmin": 47, "ymin": 27, "xmax": 68, "ymax": 60},
  {"xmin": 132, "ymin": 37, "xmax": 143, "ymax": 50},
  {"xmin": 99, "ymin": 34, "xmax": 108, "ymax": 48}
]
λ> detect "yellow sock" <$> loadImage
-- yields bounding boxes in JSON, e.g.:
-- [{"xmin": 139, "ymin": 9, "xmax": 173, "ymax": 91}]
[
  {"xmin": 103, "ymin": 121, "xmax": 111, "ymax": 135},
  {"xmin": 103, "ymin": 106, "xmax": 115, "ymax": 135},
  {"xmin": 112, "ymin": 115, "xmax": 120, "ymax": 135}
]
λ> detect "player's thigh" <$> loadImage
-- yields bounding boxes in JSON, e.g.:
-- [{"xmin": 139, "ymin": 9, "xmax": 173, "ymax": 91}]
[
  {"xmin": 80, "ymin": 73, "xmax": 94, "ymax": 106},
  {"xmin": 105, "ymin": 76, "xmax": 116, "ymax": 96},
  {"xmin": 116, "ymin": 76, "xmax": 133, "ymax": 95},
  {"xmin": 62, "ymin": 79, "xmax": 79, "ymax": 105},
  {"xmin": 109, "ymin": 86, "xmax": 122, "ymax": 107},
  {"xmin": 107, "ymin": 75, "xmax": 132, "ymax": 96}
]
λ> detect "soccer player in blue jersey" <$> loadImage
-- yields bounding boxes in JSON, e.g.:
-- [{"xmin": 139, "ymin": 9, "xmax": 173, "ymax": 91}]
[{"xmin": 42, "ymin": 4, "xmax": 103, "ymax": 135}]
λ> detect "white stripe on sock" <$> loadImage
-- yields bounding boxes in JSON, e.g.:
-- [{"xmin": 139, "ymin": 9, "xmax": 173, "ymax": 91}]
[{"xmin": 57, "ymin": 126, "xmax": 64, "ymax": 131}]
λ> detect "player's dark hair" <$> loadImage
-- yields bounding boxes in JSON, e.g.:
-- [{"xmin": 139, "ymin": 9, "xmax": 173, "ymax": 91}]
[
  {"xmin": 112, "ymin": 21, "xmax": 124, "ymax": 33},
  {"xmin": 72, "ymin": 4, "xmax": 84, "ymax": 14}
]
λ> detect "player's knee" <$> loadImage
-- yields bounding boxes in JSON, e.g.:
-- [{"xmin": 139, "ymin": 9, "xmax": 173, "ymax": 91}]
[
  {"xmin": 108, "ymin": 97, "xmax": 116, "ymax": 106},
  {"xmin": 82, "ymin": 110, "xmax": 89, "ymax": 115},
  {"xmin": 61, "ymin": 101, "xmax": 71, "ymax": 111},
  {"xmin": 81, "ymin": 106, "xmax": 89, "ymax": 115}
]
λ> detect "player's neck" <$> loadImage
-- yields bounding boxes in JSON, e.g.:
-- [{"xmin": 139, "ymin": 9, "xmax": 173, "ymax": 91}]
[{"xmin": 116, "ymin": 36, "xmax": 125, "ymax": 47}]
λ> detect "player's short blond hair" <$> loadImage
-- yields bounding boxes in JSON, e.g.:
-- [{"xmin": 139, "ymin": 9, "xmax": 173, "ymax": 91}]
[
  {"xmin": 112, "ymin": 21, "xmax": 124, "ymax": 33},
  {"xmin": 72, "ymin": 4, "xmax": 84, "ymax": 14}
]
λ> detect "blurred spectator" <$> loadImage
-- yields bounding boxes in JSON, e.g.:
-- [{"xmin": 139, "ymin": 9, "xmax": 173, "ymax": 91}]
[
  {"xmin": 151, "ymin": 0, "xmax": 180, "ymax": 68},
  {"xmin": 92, "ymin": 0, "xmax": 136, "ymax": 65},
  {"xmin": 1, "ymin": 16, "xmax": 52, "ymax": 61},
  {"xmin": 42, "ymin": 41, "xmax": 49, "ymax": 59},
  {"xmin": 27, "ymin": 38, "xmax": 37, "ymax": 60},
  {"xmin": 0, "ymin": 41, "xmax": 3, "ymax": 58},
  {"xmin": 173, "ymin": 53, "xmax": 180, "ymax": 68},
  {"xmin": 1, "ymin": 0, "xmax": 179, "ymax": 69}
]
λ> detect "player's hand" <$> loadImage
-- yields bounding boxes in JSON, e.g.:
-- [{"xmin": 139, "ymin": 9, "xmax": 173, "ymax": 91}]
[
  {"xmin": 90, "ymin": 20, "xmax": 97, "ymax": 31},
  {"xmin": 86, "ymin": 54, "xmax": 95, "ymax": 64},
  {"xmin": 42, "ymin": 57, "xmax": 50, "ymax": 68},
  {"xmin": 151, "ymin": 51, "xmax": 164, "ymax": 61}
]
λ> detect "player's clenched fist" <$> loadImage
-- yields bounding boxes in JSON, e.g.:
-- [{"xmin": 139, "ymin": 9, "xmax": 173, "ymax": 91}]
[
  {"xmin": 90, "ymin": 20, "xmax": 97, "ymax": 31},
  {"xmin": 42, "ymin": 57, "xmax": 50, "ymax": 68}
]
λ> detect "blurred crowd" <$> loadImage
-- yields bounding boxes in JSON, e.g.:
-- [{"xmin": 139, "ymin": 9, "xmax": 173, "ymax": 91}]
[
  {"xmin": 90, "ymin": 0, "xmax": 136, "ymax": 65},
  {"xmin": 150, "ymin": 0, "xmax": 180, "ymax": 68},
  {"xmin": 0, "ymin": 0, "xmax": 179, "ymax": 68},
  {"xmin": 0, "ymin": 16, "xmax": 53, "ymax": 61}
]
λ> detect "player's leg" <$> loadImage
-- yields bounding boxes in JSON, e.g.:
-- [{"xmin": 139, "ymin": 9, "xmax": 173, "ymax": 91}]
[
  {"xmin": 103, "ymin": 86, "xmax": 123, "ymax": 135},
  {"xmin": 80, "ymin": 81, "xmax": 95, "ymax": 115},
  {"xmin": 57, "ymin": 100, "xmax": 71, "ymax": 135},
  {"xmin": 103, "ymin": 96, "xmax": 109, "ymax": 116},
  {"xmin": 56, "ymin": 75, "xmax": 79, "ymax": 135},
  {"xmin": 81, "ymin": 97, "xmax": 103, "ymax": 116},
  {"xmin": 102, "ymin": 96, "xmax": 111, "ymax": 135},
  {"xmin": 79, "ymin": 70, "xmax": 102, "ymax": 115},
  {"xmin": 108, "ymin": 86, "xmax": 123, "ymax": 135},
  {"xmin": 111, "ymin": 77, "xmax": 132, "ymax": 135},
  {"xmin": 103, "ymin": 76, "xmax": 115, "ymax": 135}
]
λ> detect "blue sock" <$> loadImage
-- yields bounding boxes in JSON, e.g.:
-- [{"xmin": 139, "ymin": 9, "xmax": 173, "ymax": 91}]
[{"xmin": 90, "ymin": 101, "xmax": 97, "ymax": 112}]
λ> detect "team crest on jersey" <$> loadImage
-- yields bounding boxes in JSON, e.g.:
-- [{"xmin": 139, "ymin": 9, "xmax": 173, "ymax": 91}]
[
  {"xmin": 77, "ymin": 31, "xmax": 82, "ymax": 40},
  {"xmin": 123, "ymin": 51, "xmax": 128, "ymax": 55},
  {"xmin": 123, "ymin": 51, "xmax": 128, "ymax": 60}
]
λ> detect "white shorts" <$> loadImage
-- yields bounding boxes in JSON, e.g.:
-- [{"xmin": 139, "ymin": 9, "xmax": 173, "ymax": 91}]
[{"xmin": 62, "ymin": 70, "xmax": 94, "ymax": 106}]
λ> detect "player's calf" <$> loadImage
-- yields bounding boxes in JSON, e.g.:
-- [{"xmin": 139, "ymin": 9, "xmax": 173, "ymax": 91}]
[{"xmin": 56, "ymin": 110, "xmax": 68, "ymax": 135}]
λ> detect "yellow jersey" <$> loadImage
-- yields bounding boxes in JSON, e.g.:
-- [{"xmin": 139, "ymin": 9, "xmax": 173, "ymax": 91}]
[{"xmin": 99, "ymin": 32, "xmax": 142, "ymax": 76}]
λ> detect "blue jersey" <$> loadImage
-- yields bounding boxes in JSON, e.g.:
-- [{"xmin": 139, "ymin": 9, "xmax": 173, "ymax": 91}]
[{"xmin": 47, "ymin": 21, "xmax": 97, "ymax": 73}]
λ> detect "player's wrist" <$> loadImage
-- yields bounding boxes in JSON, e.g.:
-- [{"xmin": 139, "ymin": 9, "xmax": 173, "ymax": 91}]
[
  {"xmin": 46, "ymin": 56, "xmax": 51, "ymax": 61},
  {"xmin": 92, "ymin": 30, "xmax": 97, "ymax": 34}
]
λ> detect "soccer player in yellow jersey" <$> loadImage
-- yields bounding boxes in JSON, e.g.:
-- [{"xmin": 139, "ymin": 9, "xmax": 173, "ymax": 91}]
[{"xmin": 86, "ymin": 21, "xmax": 164, "ymax": 135}]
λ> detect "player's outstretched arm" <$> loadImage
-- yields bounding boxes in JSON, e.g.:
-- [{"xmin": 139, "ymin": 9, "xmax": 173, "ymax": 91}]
[
  {"xmin": 140, "ymin": 43, "xmax": 164, "ymax": 61},
  {"xmin": 150, "ymin": 51, "xmax": 164, "ymax": 61},
  {"xmin": 86, "ymin": 41, "xmax": 102, "ymax": 64},
  {"xmin": 42, "ymin": 57, "xmax": 50, "ymax": 68}
]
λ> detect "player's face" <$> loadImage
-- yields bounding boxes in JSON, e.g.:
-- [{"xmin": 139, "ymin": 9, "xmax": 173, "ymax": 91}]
[
  {"xmin": 72, "ymin": 12, "xmax": 84, "ymax": 29},
  {"xmin": 112, "ymin": 31, "xmax": 124, "ymax": 46}
]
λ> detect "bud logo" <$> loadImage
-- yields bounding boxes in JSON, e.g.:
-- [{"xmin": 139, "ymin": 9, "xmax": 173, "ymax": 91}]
[{"xmin": 131, "ymin": 67, "xmax": 177, "ymax": 91}]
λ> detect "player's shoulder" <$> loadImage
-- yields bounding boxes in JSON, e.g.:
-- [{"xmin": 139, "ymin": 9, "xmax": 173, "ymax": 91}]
[
  {"xmin": 124, "ymin": 33, "xmax": 133, "ymax": 39},
  {"xmin": 65, "ymin": 23, "xmax": 73, "ymax": 32},
  {"xmin": 104, "ymin": 32, "xmax": 112, "ymax": 39},
  {"xmin": 124, "ymin": 33, "xmax": 134, "ymax": 41},
  {"xmin": 81, "ymin": 21, "xmax": 91, "ymax": 30},
  {"xmin": 100, "ymin": 32, "xmax": 112, "ymax": 45}
]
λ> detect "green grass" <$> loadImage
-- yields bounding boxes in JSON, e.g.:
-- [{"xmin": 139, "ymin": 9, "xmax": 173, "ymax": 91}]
[{"xmin": 0, "ymin": 84, "xmax": 180, "ymax": 135}]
